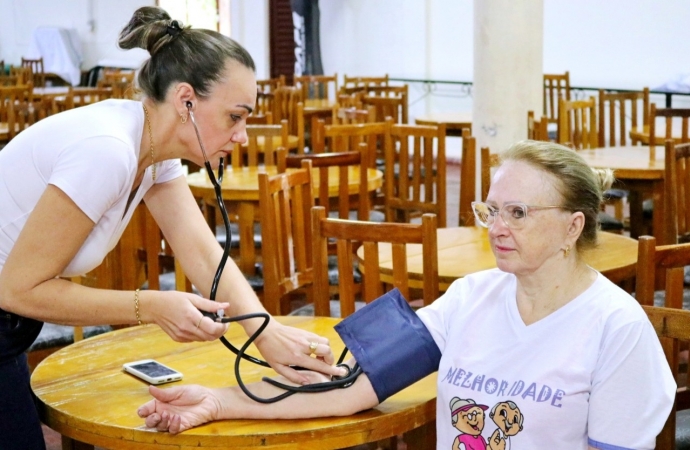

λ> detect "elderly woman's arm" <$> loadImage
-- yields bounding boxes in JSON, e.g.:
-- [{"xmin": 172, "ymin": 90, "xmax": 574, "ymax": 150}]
[{"xmin": 138, "ymin": 371, "xmax": 379, "ymax": 433}]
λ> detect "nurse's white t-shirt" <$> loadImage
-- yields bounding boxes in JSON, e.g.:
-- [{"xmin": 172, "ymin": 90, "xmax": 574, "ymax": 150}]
[
  {"xmin": 0, "ymin": 99, "xmax": 183, "ymax": 277},
  {"xmin": 417, "ymin": 269, "xmax": 675, "ymax": 450}
]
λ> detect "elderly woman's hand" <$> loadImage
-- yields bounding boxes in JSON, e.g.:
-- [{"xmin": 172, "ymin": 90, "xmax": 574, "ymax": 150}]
[
  {"xmin": 252, "ymin": 320, "xmax": 347, "ymax": 384},
  {"xmin": 144, "ymin": 291, "xmax": 229, "ymax": 342},
  {"xmin": 138, "ymin": 385, "xmax": 220, "ymax": 433}
]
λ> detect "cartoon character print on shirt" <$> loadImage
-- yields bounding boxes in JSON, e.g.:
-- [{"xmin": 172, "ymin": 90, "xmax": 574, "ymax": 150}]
[
  {"xmin": 450, "ymin": 397, "xmax": 490, "ymax": 450},
  {"xmin": 486, "ymin": 401, "xmax": 524, "ymax": 450}
]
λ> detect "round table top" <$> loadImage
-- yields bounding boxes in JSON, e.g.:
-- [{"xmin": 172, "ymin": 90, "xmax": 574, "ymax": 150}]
[
  {"xmin": 32, "ymin": 316, "xmax": 436, "ymax": 449},
  {"xmin": 187, "ymin": 166, "xmax": 383, "ymax": 202},
  {"xmin": 577, "ymin": 146, "xmax": 664, "ymax": 180},
  {"xmin": 414, "ymin": 112, "xmax": 472, "ymax": 131},
  {"xmin": 359, "ymin": 227, "xmax": 638, "ymax": 291}
]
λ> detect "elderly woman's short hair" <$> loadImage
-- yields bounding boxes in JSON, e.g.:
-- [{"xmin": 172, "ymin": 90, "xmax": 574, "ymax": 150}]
[{"xmin": 498, "ymin": 140, "xmax": 614, "ymax": 251}]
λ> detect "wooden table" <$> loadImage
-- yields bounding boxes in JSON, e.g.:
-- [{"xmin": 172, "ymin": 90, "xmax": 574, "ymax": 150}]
[
  {"xmin": 32, "ymin": 316, "xmax": 436, "ymax": 450},
  {"xmin": 303, "ymin": 99, "xmax": 335, "ymax": 115},
  {"xmin": 629, "ymin": 124, "xmax": 684, "ymax": 146},
  {"xmin": 414, "ymin": 112, "xmax": 472, "ymax": 137},
  {"xmin": 188, "ymin": 166, "xmax": 383, "ymax": 274},
  {"xmin": 578, "ymin": 146, "xmax": 670, "ymax": 244},
  {"xmin": 358, "ymin": 227, "xmax": 638, "ymax": 292}
]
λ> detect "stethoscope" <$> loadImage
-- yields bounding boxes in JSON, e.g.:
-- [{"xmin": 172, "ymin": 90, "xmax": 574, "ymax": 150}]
[{"xmin": 185, "ymin": 101, "xmax": 362, "ymax": 403}]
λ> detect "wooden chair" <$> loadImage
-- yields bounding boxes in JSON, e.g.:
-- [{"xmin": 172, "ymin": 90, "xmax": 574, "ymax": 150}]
[
  {"xmin": 273, "ymin": 86, "xmax": 305, "ymax": 154},
  {"xmin": 664, "ymin": 140, "xmax": 690, "ymax": 244},
  {"xmin": 0, "ymin": 75, "xmax": 18, "ymax": 86},
  {"xmin": 385, "ymin": 123, "xmax": 447, "ymax": 227},
  {"xmin": 9, "ymin": 66, "xmax": 32, "ymax": 86},
  {"xmin": 635, "ymin": 235, "xmax": 690, "ymax": 449},
  {"xmin": 257, "ymin": 75, "xmax": 286, "ymax": 94},
  {"xmin": 598, "ymin": 88, "xmax": 649, "ymax": 147},
  {"xmin": 282, "ymin": 146, "xmax": 372, "ymax": 222},
  {"xmin": 544, "ymin": 71, "xmax": 570, "ymax": 125},
  {"xmin": 72, "ymin": 87, "xmax": 113, "ymax": 107},
  {"xmin": 361, "ymin": 86, "xmax": 409, "ymax": 124},
  {"xmin": 649, "ymin": 104, "xmax": 690, "ymax": 157},
  {"xmin": 311, "ymin": 120, "xmax": 390, "ymax": 166},
  {"xmin": 642, "ymin": 305, "xmax": 690, "ymax": 450},
  {"xmin": 342, "ymin": 74, "xmax": 389, "ymax": 90},
  {"xmin": 332, "ymin": 105, "xmax": 376, "ymax": 125},
  {"xmin": 252, "ymin": 91, "xmax": 275, "ymax": 124},
  {"xmin": 0, "ymin": 84, "xmax": 34, "ymax": 142},
  {"xmin": 294, "ymin": 74, "xmax": 338, "ymax": 101},
  {"xmin": 527, "ymin": 110, "xmax": 549, "ymax": 141},
  {"xmin": 480, "ymin": 145, "xmax": 497, "ymax": 205},
  {"xmin": 557, "ymin": 96, "xmax": 598, "ymax": 149},
  {"xmin": 311, "ymin": 206, "xmax": 439, "ymax": 318},
  {"xmin": 231, "ymin": 120, "xmax": 289, "ymax": 168},
  {"xmin": 458, "ymin": 129, "xmax": 479, "ymax": 226},
  {"xmin": 258, "ymin": 160, "xmax": 314, "ymax": 315},
  {"xmin": 21, "ymin": 57, "xmax": 45, "ymax": 87}
]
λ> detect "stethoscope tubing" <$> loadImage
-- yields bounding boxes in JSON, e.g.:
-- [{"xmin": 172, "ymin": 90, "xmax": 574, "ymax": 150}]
[{"xmin": 187, "ymin": 107, "xmax": 361, "ymax": 403}]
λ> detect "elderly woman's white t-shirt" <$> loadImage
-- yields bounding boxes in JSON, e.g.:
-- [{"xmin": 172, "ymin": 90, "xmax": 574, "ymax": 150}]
[
  {"xmin": 417, "ymin": 268, "xmax": 675, "ymax": 450},
  {"xmin": 0, "ymin": 100, "xmax": 183, "ymax": 277}
]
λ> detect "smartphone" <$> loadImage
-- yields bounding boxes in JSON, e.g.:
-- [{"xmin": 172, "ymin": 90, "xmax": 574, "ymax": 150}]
[{"xmin": 122, "ymin": 359, "xmax": 183, "ymax": 385}]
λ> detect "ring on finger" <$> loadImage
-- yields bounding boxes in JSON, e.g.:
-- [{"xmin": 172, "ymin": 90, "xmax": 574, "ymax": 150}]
[
  {"xmin": 196, "ymin": 316, "xmax": 203, "ymax": 329},
  {"xmin": 308, "ymin": 341, "xmax": 318, "ymax": 355}
]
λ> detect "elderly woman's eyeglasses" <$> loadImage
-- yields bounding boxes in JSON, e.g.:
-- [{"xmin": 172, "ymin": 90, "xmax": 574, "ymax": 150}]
[{"xmin": 471, "ymin": 201, "xmax": 564, "ymax": 229}]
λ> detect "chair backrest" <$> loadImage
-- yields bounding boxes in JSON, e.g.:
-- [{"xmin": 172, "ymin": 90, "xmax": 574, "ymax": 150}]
[
  {"xmin": 635, "ymin": 235, "xmax": 690, "ymax": 449},
  {"xmin": 361, "ymin": 87, "xmax": 408, "ymax": 124},
  {"xmin": 273, "ymin": 86, "xmax": 305, "ymax": 153},
  {"xmin": 9, "ymin": 66, "xmax": 32, "ymax": 85},
  {"xmin": 458, "ymin": 129, "xmax": 478, "ymax": 226},
  {"xmin": 597, "ymin": 88, "xmax": 649, "ymax": 147},
  {"xmin": 257, "ymin": 75, "xmax": 286, "ymax": 94},
  {"xmin": 543, "ymin": 71, "xmax": 570, "ymax": 124},
  {"xmin": 649, "ymin": 104, "xmax": 690, "ymax": 155},
  {"xmin": 557, "ymin": 96, "xmax": 598, "ymax": 149},
  {"xmin": 664, "ymin": 140, "xmax": 690, "ymax": 243},
  {"xmin": 311, "ymin": 206, "xmax": 439, "ymax": 317},
  {"xmin": 258, "ymin": 160, "xmax": 315, "ymax": 315},
  {"xmin": 332, "ymin": 105, "xmax": 376, "ymax": 125},
  {"xmin": 283, "ymin": 146, "xmax": 371, "ymax": 221},
  {"xmin": 385, "ymin": 123, "xmax": 447, "ymax": 227},
  {"xmin": 480, "ymin": 145, "xmax": 496, "ymax": 204},
  {"xmin": 21, "ymin": 57, "xmax": 45, "ymax": 87},
  {"xmin": 294, "ymin": 74, "xmax": 338, "ymax": 101},
  {"xmin": 342, "ymin": 74, "xmax": 389, "ymax": 90},
  {"xmin": 0, "ymin": 75, "xmax": 18, "ymax": 86},
  {"xmin": 0, "ymin": 84, "xmax": 34, "ymax": 141},
  {"xmin": 231, "ymin": 120, "xmax": 289, "ymax": 168},
  {"xmin": 641, "ymin": 304, "xmax": 690, "ymax": 450},
  {"xmin": 71, "ymin": 87, "xmax": 113, "ymax": 107},
  {"xmin": 253, "ymin": 91, "xmax": 275, "ymax": 124},
  {"xmin": 527, "ymin": 110, "xmax": 549, "ymax": 141},
  {"xmin": 311, "ymin": 120, "xmax": 390, "ymax": 168}
]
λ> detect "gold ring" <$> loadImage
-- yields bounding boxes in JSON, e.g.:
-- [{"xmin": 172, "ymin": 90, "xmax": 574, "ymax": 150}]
[
  {"xmin": 308, "ymin": 341, "xmax": 318, "ymax": 355},
  {"xmin": 196, "ymin": 316, "xmax": 203, "ymax": 329}
]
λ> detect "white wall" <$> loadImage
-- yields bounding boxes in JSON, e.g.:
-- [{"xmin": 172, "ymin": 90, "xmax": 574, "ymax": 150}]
[
  {"xmin": 0, "ymin": 0, "xmax": 269, "ymax": 77},
  {"xmin": 0, "ymin": 0, "xmax": 154, "ymax": 69}
]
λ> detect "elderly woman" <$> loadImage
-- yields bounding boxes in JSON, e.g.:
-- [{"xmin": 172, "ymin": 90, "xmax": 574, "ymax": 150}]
[
  {"xmin": 0, "ymin": 7, "xmax": 342, "ymax": 449},
  {"xmin": 139, "ymin": 141, "xmax": 674, "ymax": 449}
]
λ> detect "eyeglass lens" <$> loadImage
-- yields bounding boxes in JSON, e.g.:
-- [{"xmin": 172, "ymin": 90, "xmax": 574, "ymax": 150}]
[{"xmin": 472, "ymin": 203, "xmax": 528, "ymax": 229}]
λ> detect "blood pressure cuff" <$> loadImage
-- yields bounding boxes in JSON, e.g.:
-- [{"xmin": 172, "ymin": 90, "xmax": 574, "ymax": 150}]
[{"xmin": 334, "ymin": 289, "xmax": 441, "ymax": 403}]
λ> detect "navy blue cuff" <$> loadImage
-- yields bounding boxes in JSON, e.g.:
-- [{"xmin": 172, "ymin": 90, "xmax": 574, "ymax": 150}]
[{"xmin": 334, "ymin": 289, "xmax": 441, "ymax": 402}]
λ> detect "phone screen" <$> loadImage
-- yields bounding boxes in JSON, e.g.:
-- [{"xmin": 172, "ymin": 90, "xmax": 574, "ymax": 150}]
[{"xmin": 129, "ymin": 361, "xmax": 177, "ymax": 377}]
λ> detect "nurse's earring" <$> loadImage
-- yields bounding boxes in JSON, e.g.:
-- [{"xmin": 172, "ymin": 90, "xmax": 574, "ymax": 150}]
[
  {"xmin": 563, "ymin": 245, "xmax": 571, "ymax": 258},
  {"xmin": 180, "ymin": 113, "xmax": 188, "ymax": 124}
]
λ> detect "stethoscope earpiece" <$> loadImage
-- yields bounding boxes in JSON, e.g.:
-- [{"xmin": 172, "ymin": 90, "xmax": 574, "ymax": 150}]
[{"xmin": 185, "ymin": 101, "xmax": 193, "ymax": 110}]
